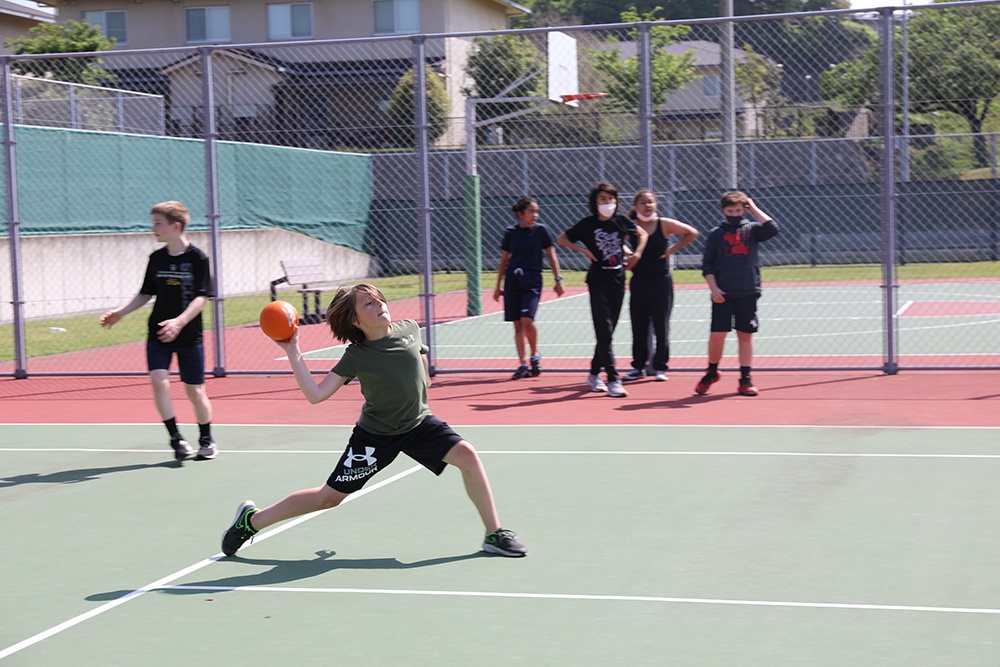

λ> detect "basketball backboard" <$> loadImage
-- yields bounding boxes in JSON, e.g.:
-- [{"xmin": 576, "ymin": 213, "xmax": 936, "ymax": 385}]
[{"xmin": 547, "ymin": 31, "xmax": 579, "ymax": 107}]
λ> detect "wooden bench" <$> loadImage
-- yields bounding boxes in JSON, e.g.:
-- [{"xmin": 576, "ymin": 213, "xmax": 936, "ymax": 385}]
[{"xmin": 269, "ymin": 258, "xmax": 338, "ymax": 324}]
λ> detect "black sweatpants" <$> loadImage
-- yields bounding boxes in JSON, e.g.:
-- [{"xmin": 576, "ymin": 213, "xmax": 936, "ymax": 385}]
[
  {"xmin": 588, "ymin": 281, "xmax": 626, "ymax": 381},
  {"xmin": 629, "ymin": 271, "xmax": 674, "ymax": 372}
]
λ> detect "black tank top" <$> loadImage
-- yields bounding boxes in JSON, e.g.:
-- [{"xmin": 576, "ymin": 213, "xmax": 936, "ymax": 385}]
[{"xmin": 632, "ymin": 220, "xmax": 669, "ymax": 275}]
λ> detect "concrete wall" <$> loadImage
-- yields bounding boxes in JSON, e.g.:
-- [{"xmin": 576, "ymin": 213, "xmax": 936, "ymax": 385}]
[{"xmin": 0, "ymin": 228, "xmax": 371, "ymax": 322}]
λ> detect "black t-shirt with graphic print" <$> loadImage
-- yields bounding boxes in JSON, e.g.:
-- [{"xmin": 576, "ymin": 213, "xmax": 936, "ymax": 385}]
[
  {"xmin": 564, "ymin": 213, "xmax": 640, "ymax": 289},
  {"xmin": 140, "ymin": 244, "xmax": 214, "ymax": 346}
]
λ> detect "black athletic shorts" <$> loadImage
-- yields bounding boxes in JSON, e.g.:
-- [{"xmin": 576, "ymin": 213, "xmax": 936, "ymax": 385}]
[
  {"xmin": 710, "ymin": 295, "xmax": 759, "ymax": 334},
  {"xmin": 325, "ymin": 414, "xmax": 463, "ymax": 493},
  {"xmin": 146, "ymin": 339, "xmax": 205, "ymax": 385},
  {"xmin": 503, "ymin": 268, "xmax": 543, "ymax": 322}
]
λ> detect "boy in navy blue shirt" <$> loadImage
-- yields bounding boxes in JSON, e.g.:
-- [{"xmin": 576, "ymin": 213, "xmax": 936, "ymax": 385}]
[{"xmin": 695, "ymin": 191, "xmax": 778, "ymax": 397}]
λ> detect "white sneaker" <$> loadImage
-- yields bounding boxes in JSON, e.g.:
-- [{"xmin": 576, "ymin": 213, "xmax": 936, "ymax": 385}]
[
  {"xmin": 654, "ymin": 371, "xmax": 669, "ymax": 382},
  {"xmin": 607, "ymin": 380, "xmax": 628, "ymax": 397},
  {"xmin": 587, "ymin": 374, "xmax": 608, "ymax": 392}
]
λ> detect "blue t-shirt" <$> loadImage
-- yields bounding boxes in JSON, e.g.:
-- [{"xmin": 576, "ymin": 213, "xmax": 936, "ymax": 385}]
[{"xmin": 501, "ymin": 223, "xmax": 554, "ymax": 273}]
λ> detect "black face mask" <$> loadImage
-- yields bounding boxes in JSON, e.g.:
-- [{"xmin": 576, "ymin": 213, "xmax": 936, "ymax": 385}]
[{"xmin": 724, "ymin": 215, "xmax": 744, "ymax": 225}]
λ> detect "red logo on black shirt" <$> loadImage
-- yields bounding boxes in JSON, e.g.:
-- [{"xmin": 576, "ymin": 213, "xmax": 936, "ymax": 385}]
[{"xmin": 723, "ymin": 231, "xmax": 750, "ymax": 256}]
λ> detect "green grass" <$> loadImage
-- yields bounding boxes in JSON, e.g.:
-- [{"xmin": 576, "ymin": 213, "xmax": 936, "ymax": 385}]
[{"xmin": 2, "ymin": 262, "xmax": 998, "ymax": 364}]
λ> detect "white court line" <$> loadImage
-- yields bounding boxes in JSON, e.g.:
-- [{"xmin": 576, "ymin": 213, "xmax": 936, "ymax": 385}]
[
  {"xmin": 5, "ymin": 448, "xmax": 1000, "ymax": 459},
  {"xmin": 1, "ymin": 422, "xmax": 998, "ymax": 431},
  {"xmin": 897, "ymin": 300, "xmax": 915, "ymax": 316},
  {"xmin": 158, "ymin": 585, "xmax": 1000, "ymax": 616},
  {"xmin": 0, "ymin": 464, "xmax": 423, "ymax": 662}
]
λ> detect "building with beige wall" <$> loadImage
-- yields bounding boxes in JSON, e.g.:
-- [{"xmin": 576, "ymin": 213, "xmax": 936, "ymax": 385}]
[
  {"xmin": 46, "ymin": 0, "xmax": 526, "ymax": 149},
  {"xmin": 0, "ymin": 0, "xmax": 54, "ymax": 55}
]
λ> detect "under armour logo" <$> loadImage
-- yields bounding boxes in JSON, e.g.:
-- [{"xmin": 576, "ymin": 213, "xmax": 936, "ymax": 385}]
[{"xmin": 344, "ymin": 446, "xmax": 377, "ymax": 468}]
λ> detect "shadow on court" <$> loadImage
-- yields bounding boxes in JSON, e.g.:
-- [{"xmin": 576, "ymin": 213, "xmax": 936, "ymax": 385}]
[
  {"xmin": 0, "ymin": 461, "xmax": 179, "ymax": 487},
  {"xmin": 85, "ymin": 550, "xmax": 488, "ymax": 602}
]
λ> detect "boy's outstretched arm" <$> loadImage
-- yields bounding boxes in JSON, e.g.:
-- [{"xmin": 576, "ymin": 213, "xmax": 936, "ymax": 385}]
[
  {"xmin": 100, "ymin": 293, "xmax": 152, "ymax": 328},
  {"xmin": 275, "ymin": 332, "xmax": 348, "ymax": 403}
]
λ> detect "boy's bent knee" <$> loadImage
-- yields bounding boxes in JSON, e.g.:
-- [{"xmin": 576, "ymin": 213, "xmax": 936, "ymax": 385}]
[{"xmin": 444, "ymin": 441, "xmax": 482, "ymax": 470}]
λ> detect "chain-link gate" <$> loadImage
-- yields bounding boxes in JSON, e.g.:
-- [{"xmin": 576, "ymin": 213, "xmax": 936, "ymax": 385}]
[{"xmin": 2, "ymin": 3, "xmax": 998, "ymax": 378}]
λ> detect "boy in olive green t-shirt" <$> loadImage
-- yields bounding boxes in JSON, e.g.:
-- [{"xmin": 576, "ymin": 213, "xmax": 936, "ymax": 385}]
[{"xmin": 221, "ymin": 284, "xmax": 526, "ymax": 558}]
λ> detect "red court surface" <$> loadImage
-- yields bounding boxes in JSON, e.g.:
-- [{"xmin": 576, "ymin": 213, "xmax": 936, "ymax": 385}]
[{"xmin": 1, "ymin": 370, "xmax": 997, "ymax": 428}]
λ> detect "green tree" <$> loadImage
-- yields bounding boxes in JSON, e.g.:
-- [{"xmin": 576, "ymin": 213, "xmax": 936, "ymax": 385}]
[
  {"xmin": 464, "ymin": 34, "xmax": 545, "ymax": 120},
  {"xmin": 821, "ymin": 5, "xmax": 1000, "ymax": 167},
  {"xmin": 516, "ymin": 0, "xmax": 848, "ymax": 27},
  {"xmin": 385, "ymin": 65, "xmax": 450, "ymax": 148},
  {"xmin": 588, "ymin": 7, "xmax": 697, "ymax": 112},
  {"xmin": 6, "ymin": 20, "xmax": 116, "ymax": 85},
  {"xmin": 734, "ymin": 45, "xmax": 786, "ymax": 137}
]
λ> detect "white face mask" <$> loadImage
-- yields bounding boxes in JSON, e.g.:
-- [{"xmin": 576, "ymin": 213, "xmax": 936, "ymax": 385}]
[
  {"xmin": 636, "ymin": 212, "xmax": 657, "ymax": 222},
  {"xmin": 597, "ymin": 203, "xmax": 617, "ymax": 218}
]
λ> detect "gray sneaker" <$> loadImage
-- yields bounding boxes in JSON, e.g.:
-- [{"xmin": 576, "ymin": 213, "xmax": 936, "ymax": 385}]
[
  {"xmin": 587, "ymin": 374, "xmax": 608, "ymax": 392},
  {"xmin": 483, "ymin": 528, "xmax": 527, "ymax": 557},
  {"xmin": 622, "ymin": 368, "xmax": 646, "ymax": 381},
  {"xmin": 196, "ymin": 436, "xmax": 218, "ymax": 460},
  {"xmin": 170, "ymin": 434, "xmax": 192, "ymax": 461},
  {"xmin": 607, "ymin": 380, "xmax": 628, "ymax": 397}
]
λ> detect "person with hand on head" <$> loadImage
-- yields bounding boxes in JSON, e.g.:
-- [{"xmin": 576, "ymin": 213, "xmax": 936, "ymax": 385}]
[
  {"xmin": 695, "ymin": 191, "xmax": 779, "ymax": 397},
  {"xmin": 623, "ymin": 190, "xmax": 699, "ymax": 383},
  {"xmin": 100, "ymin": 201, "xmax": 217, "ymax": 461},
  {"xmin": 557, "ymin": 182, "xmax": 647, "ymax": 398},
  {"xmin": 494, "ymin": 196, "xmax": 565, "ymax": 380},
  {"xmin": 221, "ymin": 284, "xmax": 527, "ymax": 559}
]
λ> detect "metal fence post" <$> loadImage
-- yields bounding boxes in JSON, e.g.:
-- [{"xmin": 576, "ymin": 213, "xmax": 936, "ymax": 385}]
[
  {"xmin": 200, "ymin": 47, "xmax": 226, "ymax": 377},
  {"xmin": 637, "ymin": 22, "xmax": 653, "ymax": 191},
  {"xmin": 413, "ymin": 36, "xmax": 436, "ymax": 372},
  {"xmin": 878, "ymin": 8, "xmax": 899, "ymax": 375},
  {"xmin": 1, "ymin": 57, "xmax": 27, "ymax": 378}
]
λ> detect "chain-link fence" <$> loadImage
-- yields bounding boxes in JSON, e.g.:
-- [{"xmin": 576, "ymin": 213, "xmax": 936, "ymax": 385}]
[
  {"xmin": 2, "ymin": 3, "xmax": 998, "ymax": 378},
  {"xmin": 7, "ymin": 73, "xmax": 166, "ymax": 135}
]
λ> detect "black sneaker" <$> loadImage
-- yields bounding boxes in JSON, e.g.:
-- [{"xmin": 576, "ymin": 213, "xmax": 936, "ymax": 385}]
[
  {"xmin": 622, "ymin": 368, "xmax": 646, "ymax": 381},
  {"xmin": 511, "ymin": 364, "xmax": 531, "ymax": 380},
  {"xmin": 483, "ymin": 528, "xmax": 527, "ymax": 557},
  {"xmin": 529, "ymin": 355, "xmax": 542, "ymax": 377},
  {"xmin": 196, "ymin": 436, "xmax": 218, "ymax": 460},
  {"xmin": 221, "ymin": 500, "xmax": 259, "ymax": 557},
  {"xmin": 170, "ymin": 434, "xmax": 192, "ymax": 461}
]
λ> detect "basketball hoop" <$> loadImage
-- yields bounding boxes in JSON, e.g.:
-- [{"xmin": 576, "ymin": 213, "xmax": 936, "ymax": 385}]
[{"xmin": 560, "ymin": 92, "xmax": 609, "ymax": 105}]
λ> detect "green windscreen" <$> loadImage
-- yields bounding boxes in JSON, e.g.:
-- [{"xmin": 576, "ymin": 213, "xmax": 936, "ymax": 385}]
[{"xmin": 1, "ymin": 125, "xmax": 371, "ymax": 251}]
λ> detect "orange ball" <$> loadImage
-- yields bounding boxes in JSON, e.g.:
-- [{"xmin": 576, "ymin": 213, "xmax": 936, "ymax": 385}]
[{"xmin": 260, "ymin": 300, "xmax": 299, "ymax": 342}]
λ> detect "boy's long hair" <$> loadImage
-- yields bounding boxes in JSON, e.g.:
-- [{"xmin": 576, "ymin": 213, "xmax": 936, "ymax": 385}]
[
  {"xmin": 150, "ymin": 201, "xmax": 190, "ymax": 230},
  {"xmin": 587, "ymin": 181, "xmax": 618, "ymax": 215},
  {"xmin": 326, "ymin": 284, "xmax": 388, "ymax": 345}
]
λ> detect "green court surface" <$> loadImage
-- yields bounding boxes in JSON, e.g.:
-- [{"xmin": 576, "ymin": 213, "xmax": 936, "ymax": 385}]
[{"xmin": 4, "ymin": 424, "xmax": 1000, "ymax": 665}]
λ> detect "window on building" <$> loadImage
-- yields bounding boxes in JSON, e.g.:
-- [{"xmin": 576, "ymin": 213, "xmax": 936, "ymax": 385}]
[
  {"xmin": 373, "ymin": 0, "xmax": 418, "ymax": 34},
  {"xmin": 83, "ymin": 10, "xmax": 127, "ymax": 45},
  {"xmin": 268, "ymin": 3, "xmax": 313, "ymax": 40},
  {"xmin": 186, "ymin": 7, "xmax": 231, "ymax": 43},
  {"xmin": 702, "ymin": 75, "xmax": 721, "ymax": 99}
]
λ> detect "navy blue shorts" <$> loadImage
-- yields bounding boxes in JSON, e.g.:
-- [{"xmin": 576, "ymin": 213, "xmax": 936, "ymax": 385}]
[
  {"xmin": 325, "ymin": 415, "xmax": 463, "ymax": 494},
  {"xmin": 146, "ymin": 339, "xmax": 205, "ymax": 384},
  {"xmin": 710, "ymin": 296, "xmax": 759, "ymax": 333},
  {"xmin": 503, "ymin": 268, "xmax": 542, "ymax": 321}
]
